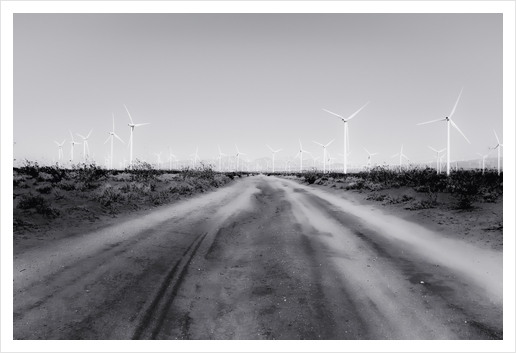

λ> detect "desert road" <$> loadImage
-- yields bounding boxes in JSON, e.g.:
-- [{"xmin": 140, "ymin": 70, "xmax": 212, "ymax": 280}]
[{"xmin": 13, "ymin": 175, "xmax": 502, "ymax": 340}]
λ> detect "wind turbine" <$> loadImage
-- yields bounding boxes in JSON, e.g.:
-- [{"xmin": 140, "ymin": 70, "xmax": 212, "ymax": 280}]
[
  {"xmin": 124, "ymin": 104, "xmax": 150, "ymax": 169},
  {"xmin": 168, "ymin": 147, "xmax": 177, "ymax": 170},
  {"xmin": 69, "ymin": 130, "xmax": 81, "ymax": 163},
  {"xmin": 417, "ymin": 88, "xmax": 470, "ymax": 176},
  {"xmin": 477, "ymin": 151, "xmax": 492, "ymax": 175},
  {"xmin": 54, "ymin": 139, "xmax": 66, "ymax": 166},
  {"xmin": 428, "ymin": 146, "xmax": 446, "ymax": 174},
  {"xmin": 76, "ymin": 129, "xmax": 93, "ymax": 162},
  {"xmin": 492, "ymin": 129, "xmax": 503, "ymax": 175},
  {"xmin": 154, "ymin": 151, "xmax": 163, "ymax": 170},
  {"xmin": 235, "ymin": 144, "xmax": 246, "ymax": 171},
  {"xmin": 313, "ymin": 139, "xmax": 334, "ymax": 173},
  {"xmin": 322, "ymin": 102, "xmax": 369, "ymax": 174},
  {"xmin": 104, "ymin": 113, "xmax": 124, "ymax": 169},
  {"xmin": 218, "ymin": 145, "xmax": 227, "ymax": 172},
  {"xmin": 364, "ymin": 148, "xmax": 378, "ymax": 170},
  {"xmin": 294, "ymin": 139, "xmax": 312, "ymax": 172},
  {"xmin": 391, "ymin": 144, "xmax": 409, "ymax": 172},
  {"xmin": 266, "ymin": 145, "xmax": 282, "ymax": 173},
  {"xmin": 190, "ymin": 147, "xmax": 200, "ymax": 168}
]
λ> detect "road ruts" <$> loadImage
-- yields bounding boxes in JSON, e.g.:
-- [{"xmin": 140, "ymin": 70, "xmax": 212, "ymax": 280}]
[{"xmin": 13, "ymin": 175, "xmax": 503, "ymax": 340}]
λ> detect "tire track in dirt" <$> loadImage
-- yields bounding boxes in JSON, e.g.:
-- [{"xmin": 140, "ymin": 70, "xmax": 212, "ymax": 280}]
[
  {"xmin": 13, "ymin": 177, "xmax": 261, "ymax": 339},
  {"xmin": 275, "ymin": 177, "xmax": 503, "ymax": 339}
]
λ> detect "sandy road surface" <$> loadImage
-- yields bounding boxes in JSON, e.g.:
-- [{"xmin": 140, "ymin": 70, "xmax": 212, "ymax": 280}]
[{"xmin": 13, "ymin": 175, "xmax": 502, "ymax": 340}]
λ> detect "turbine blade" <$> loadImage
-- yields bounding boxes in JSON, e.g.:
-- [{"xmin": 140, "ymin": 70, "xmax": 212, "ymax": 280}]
[
  {"xmin": 391, "ymin": 153, "xmax": 399, "ymax": 158},
  {"xmin": 86, "ymin": 129, "xmax": 93, "ymax": 138},
  {"xmin": 371, "ymin": 153, "xmax": 378, "ymax": 156},
  {"xmin": 313, "ymin": 141, "xmax": 323, "ymax": 147},
  {"xmin": 267, "ymin": 144, "xmax": 274, "ymax": 152},
  {"xmin": 124, "ymin": 104, "xmax": 134, "ymax": 124},
  {"xmin": 112, "ymin": 113, "xmax": 115, "ymax": 131},
  {"xmin": 326, "ymin": 139, "xmax": 335, "ymax": 147},
  {"xmin": 70, "ymin": 130, "xmax": 74, "ymax": 140},
  {"xmin": 322, "ymin": 108, "xmax": 345, "ymax": 120},
  {"xmin": 417, "ymin": 118, "xmax": 446, "ymax": 126},
  {"xmin": 104, "ymin": 136, "xmax": 111, "ymax": 144},
  {"xmin": 54, "ymin": 141, "xmax": 60, "ymax": 145},
  {"xmin": 449, "ymin": 87, "xmax": 463, "ymax": 118},
  {"xmin": 76, "ymin": 134, "xmax": 85, "ymax": 139},
  {"xmin": 493, "ymin": 129, "xmax": 500, "ymax": 144},
  {"xmin": 427, "ymin": 146, "xmax": 438, "ymax": 153},
  {"xmin": 346, "ymin": 101, "xmax": 370, "ymax": 121},
  {"xmin": 451, "ymin": 120, "xmax": 471, "ymax": 144},
  {"xmin": 364, "ymin": 148, "xmax": 370, "ymax": 155},
  {"xmin": 114, "ymin": 133, "xmax": 124, "ymax": 143},
  {"xmin": 134, "ymin": 123, "xmax": 150, "ymax": 127}
]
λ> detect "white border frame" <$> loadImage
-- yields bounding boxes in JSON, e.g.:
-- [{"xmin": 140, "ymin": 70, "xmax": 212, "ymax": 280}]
[{"xmin": 2, "ymin": 1, "xmax": 514, "ymax": 352}]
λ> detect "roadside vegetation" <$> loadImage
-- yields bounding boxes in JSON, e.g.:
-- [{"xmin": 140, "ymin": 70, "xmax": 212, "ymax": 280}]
[
  {"xmin": 13, "ymin": 160, "xmax": 247, "ymax": 235},
  {"xmin": 268, "ymin": 165, "xmax": 502, "ymax": 211}
]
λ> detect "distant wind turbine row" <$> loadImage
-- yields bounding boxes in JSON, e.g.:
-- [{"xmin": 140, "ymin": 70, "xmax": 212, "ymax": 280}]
[{"xmin": 48, "ymin": 90, "xmax": 502, "ymax": 175}]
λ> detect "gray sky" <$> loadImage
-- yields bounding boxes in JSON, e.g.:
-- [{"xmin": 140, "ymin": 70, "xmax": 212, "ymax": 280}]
[{"xmin": 13, "ymin": 13, "xmax": 503, "ymax": 167}]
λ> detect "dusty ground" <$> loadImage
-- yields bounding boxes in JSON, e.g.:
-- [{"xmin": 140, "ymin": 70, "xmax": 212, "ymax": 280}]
[{"xmin": 12, "ymin": 175, "xmax": 503, "ymax": 341}]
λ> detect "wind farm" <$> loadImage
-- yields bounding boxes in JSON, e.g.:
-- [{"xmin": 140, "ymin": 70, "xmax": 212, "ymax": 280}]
[{"xmin": 9, "ymin": 11, "xmax": 508, "ymax": 345}]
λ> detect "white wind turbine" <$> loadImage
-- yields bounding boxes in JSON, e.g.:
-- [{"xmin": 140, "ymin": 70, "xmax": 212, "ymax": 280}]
[
  {"xmin": 217, "ymin": 146, "xmax": 227, "ymax": 172},
  {"xmin": 266, "ymin": 145, "xmax": 282, "ymax": 173},
  {"xmin": 294, "ymin": 139, "xmax": 312, "ymax": 172},
  {"xmin": 124, "ymin": 105, "xmax": 150, "ymax": 169},
  {"xmin": 76, "ymin": 129, "xmax": 93, "ymax": 162},
  {"xmin": 492, "ymin": 129, "xmax": 503, "ymax": 175},
  {"xmin": 104, "ymin": 113, "xmax": 124, "ymax": 169},
  {"xmin": 313, "ymin": 139, "xmax": 334, "ymax": 173},
  {"xmin": 477, "ymin": 150, "xmax": 492, "ymax": 175},
  {"xmin": 322, "ymin": 102, "xmax": 369, "ymax": 174},
  {"xmin": 417, "ymin": 88, "xmax": 470, "ymax": 176},
  {"xmin": 69, "ymin": 130, "xmax": 81, "ymax": 163},
  {"xmin": 428, "ymin": 146, "xmax": 446, "ymax": 174},
  {"xmin": 154, "ymin": 151, "xmax": 163, "ymax": 169},
  {"xmin": 364, "ymin": 148, "xmax": 378, "ymax": 170},
  {"xmin": 54, "ymin": 139, "xmax": 66, "ymax": 166},
  {"xmin": 391, "ymin": 144, "xmax": 409, "ymax": 171},
  {"xmin": 235, "ymin": 144, "xmax": 246, "ymax": 172},
  {"xmin": 168, "ymin": 147, "xmax": 177, "ymax": 170},
  {"xmin": 190, "ymin": 147, "xmax": 200, "ymax": 168}
]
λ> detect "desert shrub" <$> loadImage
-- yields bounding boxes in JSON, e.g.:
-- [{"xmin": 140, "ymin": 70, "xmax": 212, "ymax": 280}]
[
  {"xmin": 53, "ymin": 189, "xmax": 64, "ymax": 200},
  {"xmin": 345, "ymin": 179, "xmax": 365, "ymax": 190},
  {"xmin": 17, "ymin": 160, "xmax": 41, "ymax": 178},
  {"xmin": 55, "ymin": 180, "xmax": 76, "ymax": 191},
  {"xmin": 130, "ymin": 159, "xmax": 158, "ymax": 182},
  {"xmin": 72, "ymin": 162, "xmax": 109, "ymax": 185},
  {"xmin": 35, "ymin": 184, "xmax": 53, "ymax": 194},
  {"xmin": 366, "ymin": 193, "xmax": 387, "ymax": 202},
  {"xmin": 13, "ymin": 218, "xmax": 38, "ymax": 232},
  {"xmin": 17, "ymin": 192, "xmax": 59, "ymax": 217},
  {"xmin": 17, "ymin": 192, "xmax": 48, "ymax": 210},
  {"xmin": 482, "ymin": 190, "xmax": 501, "ymax": 203},
  {"xmin": 149, "ymin": 190, "xmax": 170, "ymax": 205},
  {"xmin": 94, "ymin": 184, "xmax": 124, "ymax": 207}
]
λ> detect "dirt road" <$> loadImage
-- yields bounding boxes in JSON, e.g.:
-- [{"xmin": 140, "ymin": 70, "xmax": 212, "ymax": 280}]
[{"xmin": 13, "ymin": 175, "xmax": 502, "ymax": 340}]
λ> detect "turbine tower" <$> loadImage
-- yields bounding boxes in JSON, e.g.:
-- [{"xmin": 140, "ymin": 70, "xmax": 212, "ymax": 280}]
[
  {"xmin": 266, "ymin": 145, "xmax": 282, "ymax": 173},
  {"xmin": 218, "ymin": 145, "xmax": 227, "ymax": 172},
  {"xmin": 391, "ymin": 144, "xmax": 409, "ymax": 172},
  {"xmin": 313, "ymin": 139, "xmax": 334, "ymax": 173},
  {"xmin": 104, "ymin": 113, "xmax": 124, "ymax": 169},
  {"xmin": 428, "ymin": 146, "xmax": 446, "ymax": 174},
  {"xmin": 190, "ymin": 147, "xmax": 200, "ymax": 168},
  {"xmin": 294, "ymin": 139, "xmax": 311, "ymax": 172},
  {"xmin": 235, "ymin": 144, "xmax": 246, "ymax": 172},
  {"xmin": 76, "ymin": 129, "xmax": 93, "ymax": 162},
  {"xmin": 492, "ymin": 129, "xmax": 503, "ymax": 175},
  {"xmin": 124, "ymin": 105, "xmax": 150, "ymax": 169},
  {"xmin": 417, "ymin": 88, "xmax": 470, "ymax": 176},
  {"xmin": 322, "ymin": 102, "xmax": 369, "ymax": 174},
  {"xmin": 364, "ymin": 148, "xmax": 378, "ymax": 170},
  {"xmin": 477, "ymin": 151, "xmax": 492, "ymax": 175},
  {"xmin": 54, "ymin": 139, "xmax": 66, "ymax": 166},
  {"xmin": 69, "ymin": 130, "xmax": 81, "ymax": 163},
  {"xmin": 168, "ymin": 147, "xmax": 177, "ymax": 170}
]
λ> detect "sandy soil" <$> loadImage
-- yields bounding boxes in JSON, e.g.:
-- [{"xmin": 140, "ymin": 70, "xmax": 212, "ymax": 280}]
[{"xmin": 13, "ymin": 175, "xmax": 503, "ymax": 340}]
